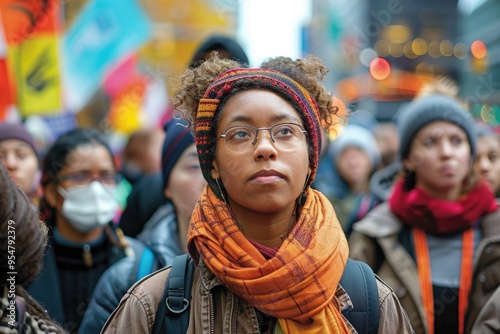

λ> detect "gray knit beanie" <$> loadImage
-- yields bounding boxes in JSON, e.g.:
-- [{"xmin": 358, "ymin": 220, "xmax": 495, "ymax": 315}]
[
  {"xmin": 397, "ymin": 94, "xmax": 476, "ymax": 158},
  {"xmin": 331, "ymin": 124, "xmax": 381, "ymax": 169}
]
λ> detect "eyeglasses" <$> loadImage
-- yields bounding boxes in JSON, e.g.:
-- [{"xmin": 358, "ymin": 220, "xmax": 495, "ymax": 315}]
[
  {"xmin": 219, "ymin": 122, "xmax": 307, "ymax": 153},
  {"xmin": 57, "ymin": 172, "xmax": 121, "ymax": 187}
]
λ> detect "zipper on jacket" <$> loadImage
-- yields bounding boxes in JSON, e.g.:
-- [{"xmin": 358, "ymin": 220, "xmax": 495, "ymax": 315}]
[
  {"xmin": 232, "ymin": 296, "xmax": 239, "ymax": 333},
  {"xmin": 209, "ymin": 292, "xmax": 215, "ymax": 334},
  {"xmin": 82, "ymin": 244, "xmax": 93, "ymax": 267}
]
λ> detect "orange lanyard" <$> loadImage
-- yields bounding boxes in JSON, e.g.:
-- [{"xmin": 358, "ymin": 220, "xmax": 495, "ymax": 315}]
[{"xmin": 413, "ymin": 228, "xmax": 474, "ymax": 334}]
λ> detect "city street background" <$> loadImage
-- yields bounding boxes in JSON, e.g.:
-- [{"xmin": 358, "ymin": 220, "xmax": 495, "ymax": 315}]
[{"xmin": 1, "ymin": 0, "xmax": 499, "ymax": 151}]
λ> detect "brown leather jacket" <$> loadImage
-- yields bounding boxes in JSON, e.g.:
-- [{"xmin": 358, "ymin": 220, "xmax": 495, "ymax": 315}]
[
  {"xmin": 102, "ymin": 259, "xmax": 414, "ymax": 333},
  {"xmin": 349, "ymin": 203, "xmax": 500, "ymax": 334}
]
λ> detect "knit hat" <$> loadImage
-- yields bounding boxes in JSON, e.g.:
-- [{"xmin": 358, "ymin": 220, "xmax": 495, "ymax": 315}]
[
  {"xmin": 195, "ymin": 68, "xmax": 322, "ymax": 200},
  {"xmin": 0, "ymin": 122, "xmax": 39, "ymax": 160},
  {"xmin": 331, "ymin": 124, "xmax": 381, "ymax": 169},
  {"xmin": 161, "ymin": 119, "xmax": 195, "ymax": 189},
  {"xmin": 190, "ymin": 34, "xmax": 249, "ymax": 68},
  {"xmin": 397, "ymin": 94, "xmax": 476, "ymax": 158},
  {"xmin": 475, "ymin": 121, "xmax": 495, "ymax": 138}
]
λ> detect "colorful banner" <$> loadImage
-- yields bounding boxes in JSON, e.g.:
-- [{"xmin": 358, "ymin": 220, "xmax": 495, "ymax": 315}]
[
  {"xmin": 2, "ymin": 0, "xmax": 63, "ymax": 117},
  {"xmin": 102, "ymin": 54, "xmax": 138, "ymax": 98},
  {"xmin": 0, "ymin": 0, "xmax": 51, "ymax": 46},
  {"xmin": 0, "ymin": 61, "xmax": 13, "ymax": 121},
  {"xmin": 10, "ymin": 33, "xmax": 63, "ymax": 116},
  {"xmin": 107, "ymin": 74, "xmax": 147, "ymax": 134},
  {"xmin": 62, "ymin": 0, "xmax": 152, "ymax": 113},
  {"xmin": 0, "ymin": 13, "xmax": 14, "ymax": 120}
]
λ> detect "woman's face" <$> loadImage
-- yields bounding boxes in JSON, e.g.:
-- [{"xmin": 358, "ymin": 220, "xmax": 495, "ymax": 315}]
[
  {"xmin": 165, "ymin": 143, "xmax": 206, "ymax": 218},
  {"xmin": 212, "ymin": 90, "xmax": 310, "ymax": 215},
  {"xmin": 47, "ymin": 144, "xmax": 116, "ymax": 212},
  {"xmin": 405, "ymin": 121, "xmax": 471, "ymax": 197},
  {"xmin": 336, "ymin": 147, "xmax": 372, "ymax": 188},
  {"xmin": 474, "ymin": 135, "xmax": 500, "ymax": 194},
  {"xmin": 0, "ymin": 139, "xmax": 39, "ymax": 193}
]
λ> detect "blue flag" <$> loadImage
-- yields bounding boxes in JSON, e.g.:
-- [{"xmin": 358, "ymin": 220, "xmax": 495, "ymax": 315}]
[{"xmin": 62, "ymin": 0, "xmax": 151, "ymax": 112}]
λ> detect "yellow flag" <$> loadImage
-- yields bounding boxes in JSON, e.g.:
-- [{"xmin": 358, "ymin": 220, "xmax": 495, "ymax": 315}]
[{"xmin": 9, "ymin": 32, "xmax": 62, "ymax": 116}]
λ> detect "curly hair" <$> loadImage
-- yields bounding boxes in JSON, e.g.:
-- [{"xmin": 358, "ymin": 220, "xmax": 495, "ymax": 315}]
[
  {"xmin": 172, "ymin": 52, "xmax": 344, "ymax": 133},
  {"xmin": 0, "ymin": 164, "xmax": 64, "ymax": 331},
  {"xmin": 0, "ymin": 165, "xmax": 46, "ymax": 287}
]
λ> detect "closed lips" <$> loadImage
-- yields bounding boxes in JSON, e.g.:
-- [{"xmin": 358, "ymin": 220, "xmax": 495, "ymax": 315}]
[{"xmin": 250, "ymin": 170, "xmax": 285, "ymax": 181}]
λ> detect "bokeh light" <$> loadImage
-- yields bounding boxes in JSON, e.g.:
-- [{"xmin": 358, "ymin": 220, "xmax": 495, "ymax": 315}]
[
  {"xmin": 471, "ymin": 40, "xmax": 487, "ymax": 59},
  {"xmin": 454, "ymin": 42, "xmax": 468, "ymax": 59},
  {"xmin": 440, "ymin": 40, "xmax": 454, "ymax": 57},
  {"xmin": 389, "ymin": 42, "xmax": 404, "ymax": 57},
  {"xmin": 415, "ymin": 62, "xmax": 434, "ymax": 75},
  {"xmin": 404, "ymin": 41, "xmax": 418, "ymax": 59},
  {"xmin": 412, "ymin": 38, "xmax": 428, "ymax": 56},
  {"xmin": 374, "ymin": 40, "xmax": 390, "ymax": 57},
  {"xmin": 369, "ymin": 57, "xmax": 391, "ymax": 80},
  {"xmin": 359, "ymin": 48, "xmax": 378, "ymax": 67},
  {"xmin": 428, "ymin": 41, "xmax": 441, "ymax": 58}
]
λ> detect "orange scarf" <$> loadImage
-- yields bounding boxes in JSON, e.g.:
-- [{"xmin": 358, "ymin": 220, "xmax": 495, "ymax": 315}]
[{"xmin": 188, "ymin": 186, "xmax": 350, "ymax": 334}]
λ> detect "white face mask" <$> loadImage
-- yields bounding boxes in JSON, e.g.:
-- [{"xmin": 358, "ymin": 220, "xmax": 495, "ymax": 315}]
[{"xmin": 58, "ymin": 181, "xmax": 118, "ymax": 233}]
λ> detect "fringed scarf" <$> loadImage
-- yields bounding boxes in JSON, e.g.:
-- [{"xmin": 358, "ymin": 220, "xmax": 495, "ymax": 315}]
[{"xmin": 188, "ymin": 186, "xmax": 350, "ymax": 334}]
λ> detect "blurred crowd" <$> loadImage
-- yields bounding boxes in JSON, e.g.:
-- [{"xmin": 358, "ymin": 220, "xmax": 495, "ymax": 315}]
[{"xmin": 2, "ymin": 4, "xmax": 500, "ymax": 334}]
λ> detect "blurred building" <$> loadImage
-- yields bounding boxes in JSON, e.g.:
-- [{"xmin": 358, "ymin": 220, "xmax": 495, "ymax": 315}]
[
  {"xmin": 459, "ymin": 0, "xmax": 500, "ymax": 125},
  {"xmin": 305, "ymin": 0, "xmax": 494, "ymax": 121}
]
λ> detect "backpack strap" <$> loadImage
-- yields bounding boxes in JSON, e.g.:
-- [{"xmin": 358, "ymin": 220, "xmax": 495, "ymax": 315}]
[
  {"xmin": 340, "ymin": 258, "xmax": 380, "ymax": 334},
  {"xmin": 152, "ymin": 254, "xmax": 195, "ymax": 334},
  {"xmin": 151, "ymin": 255, "xmax": 378, "ymax": 334}
]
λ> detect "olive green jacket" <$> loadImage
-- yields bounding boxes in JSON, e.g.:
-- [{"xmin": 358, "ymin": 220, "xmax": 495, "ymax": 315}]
[{"xmin": 349, "ymin": 203, "xmax": 500, "ymax": 334}]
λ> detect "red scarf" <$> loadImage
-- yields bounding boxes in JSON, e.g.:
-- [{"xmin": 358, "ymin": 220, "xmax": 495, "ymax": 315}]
[{"xmin": 389, "ymin": 179, "xmax": 497, "ymax": 235}]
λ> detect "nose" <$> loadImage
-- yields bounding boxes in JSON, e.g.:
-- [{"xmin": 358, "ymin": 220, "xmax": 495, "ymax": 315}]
[
  {"xmin": 253, "ymin": 131, "xmax": 278, "ymax": 160},
  {"xmin": 477, "ymin": 156, "xmax": 490, "ymax": 173},
  {"xmin": 3, "ymin": 153, "xmax": 18, "ymax": 170},
  {"xmin": 439, "ymin": 140, "xmax": 453, "ymax": 157}
]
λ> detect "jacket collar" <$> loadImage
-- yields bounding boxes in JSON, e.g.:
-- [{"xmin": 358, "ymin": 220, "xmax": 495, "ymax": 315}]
[
  {"xmin": 352, "ymin": 202, "xmax": 402, "ymax": 238},
  {"xmin": 353, "ymin": 201, "xmax": 500, "ymax": 239},
  {"xmin": 481, "ymin": 207, "xmax": 500, "ymax": 236}
]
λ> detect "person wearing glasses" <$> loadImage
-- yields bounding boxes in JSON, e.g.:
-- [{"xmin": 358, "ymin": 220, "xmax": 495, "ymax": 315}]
[
  {"xmin": 28, "ymin": 128, "xmax": 146, "ymax": 333},
  {"xmin": 79, "ymin": 119, "xmax": 206, "ymax": 334},
  {"xmin": 102, "ymin": 53, "xmax": 413, "ymax": 333}
]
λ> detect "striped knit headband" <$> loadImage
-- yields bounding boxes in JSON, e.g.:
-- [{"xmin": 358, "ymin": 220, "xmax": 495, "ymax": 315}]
[{"xmin": 195, "ymin": 67, "xmax": 323, "ymax": 200}]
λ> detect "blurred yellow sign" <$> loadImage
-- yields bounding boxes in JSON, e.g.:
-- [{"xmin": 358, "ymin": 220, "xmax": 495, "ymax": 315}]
[{"xmin": 10, "ymin": 33, "xmax": 63, "ymax": 116}]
